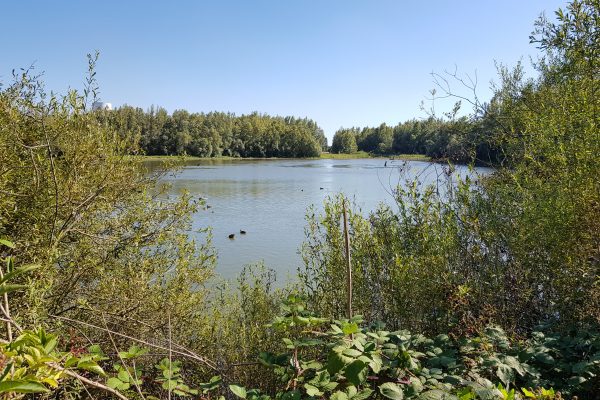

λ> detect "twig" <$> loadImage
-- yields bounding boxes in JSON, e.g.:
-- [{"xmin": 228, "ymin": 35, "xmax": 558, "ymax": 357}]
[
  {"xmin": 0, "ymin": 265, "xmax": 13, "ymax": 341},
  {"xmin": 49, "ymin": 314, "xmax": 219, "ymax": 372},
  {"xmin": 102, "ymin": 313, "xmax": 146, "ymax": 400},
  {"xmin": 42, "ymin": 120, "xmax": 60, "ymax": 246},
  {"xmin": 342, "ymin": 200, "xmax": 353, "ymax": 322},
  {"xmin": 50, "ymin": 363, "xmax": 129, "ymax": 400}
]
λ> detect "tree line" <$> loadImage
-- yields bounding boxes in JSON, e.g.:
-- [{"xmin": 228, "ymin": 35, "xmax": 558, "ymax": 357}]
[
  {"xmin": 96, "ymin": 107, "xmax": 327, "ymax": 158},
  {"xmin": 331, "ymin": 113, "xmax": 505, "ymax": 165}
]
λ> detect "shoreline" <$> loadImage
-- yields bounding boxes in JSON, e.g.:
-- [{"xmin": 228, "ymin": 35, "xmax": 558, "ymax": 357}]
[{"xmin": 136, "ymin": 153, "xmax": 431, "ymax": 162}]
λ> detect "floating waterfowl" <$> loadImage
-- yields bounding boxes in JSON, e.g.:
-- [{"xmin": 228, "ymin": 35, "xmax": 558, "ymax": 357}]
[
  {"xmin": 228, "ymin": 234, "xmax": 235, "ymax": 239},
  {"xmin": 240, "ymin": 230, "xmax": 247, "ymax": 234}
]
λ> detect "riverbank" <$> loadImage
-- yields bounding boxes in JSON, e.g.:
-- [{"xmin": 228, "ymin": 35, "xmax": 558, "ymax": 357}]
[
  {"xmin": 138, "ymin": 153, "xmax": 431, "ymax": 162},
  {"xmin": 320, "ymin": 152, "xmax": 430, "ymax": 161}
]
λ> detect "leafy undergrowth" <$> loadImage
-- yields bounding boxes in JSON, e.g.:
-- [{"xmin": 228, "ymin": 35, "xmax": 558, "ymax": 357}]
[
  {"xmin": 218, "ymin": 295, "xmax": 599, "ymax": 400},
  {"xmin": 4, "ymin": 296, "xmax": 598, "ymax": 400}
]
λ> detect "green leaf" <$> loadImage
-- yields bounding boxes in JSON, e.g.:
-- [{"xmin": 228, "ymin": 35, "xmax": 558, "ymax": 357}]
[
  {"xmin": 0, "ymin": 380, "xmax": 49, "ymax": 394},
  {"xmin": 304, "ymin": 383, "xmax": 323, "ymax": 397},
  {"xmin": 342, "ymin": 322, "xmax": 359, "ymax": 335},
  {"xmin": 0, "ymin": 239, "xmax": 14, "ymax": 248},
  {"xmin": 0, "ymin": 284, "xmax": 28, "ymax": 295},
  {"xmin": 88, "ymin": 344, "xmax": 106, "ymax": 357},
  {"xmin": 43, "ymin": 335, "xmax": 58, "ymax": 354},
  {"xmin": 534, "ymin": 352, "xmax": 554, "ymax": 365},
  {"xmin": 369, "ymin": 354, "xmax": 383, "ymax": 373},
  {"xmin": 344, "ymin": 360, "xmax": 368, "ymax": 386},
  {"xmin": 353, "ymin": 388, "xmax": 374, "ymax": 400},
  {"xmin": 280, "ymin": 391, "xmax": 301, "ymax": 400},
  {"xmin": 230, "ymin": 384, "xmax": 247, "ymax": 399},
  {"xmin": 330, "ymin": 390, "xmax": 349, "ymax": 400},
  {"xmin": 571, "ymin": 361, "xmax": 589, "ymax": 374},
  {"xmin": 0, "ymin": 264, "xmax": 40, "ymax": 286},
  {"xmin": 327, "ymin": 350, "xmax": 353, "ymax": 375},
  {"xmin": 379, "ymin": 382, "xmax": 404, "ymax": 400},
  {"xmin": 418, "ymin": 390, "xmax": 457, "ymax": 399},
  {"xmin": 346, "ymin": 385, "xmax": 358, "ymax": 398},
  {"xmin": 117, "ymin": 368, "xmax": 130, "ymax": 382},
  {"xmin": 342, "ymin": 348, "xmax": 363, "ymax": 358},
  {"xmin": 199, "ymin": 375, "xmax": 222, "ymax": 391},
  {"xmin": 495, "ymin": 365, "xmax": 514, "ymax": 386},
  {"xmin": 521, "ymin": 388, "xmax": 535, "ymax": 398},
  {"xmin": 107, "ymin": 377, "xmax": 124, "ymax": 389},
  {"xmin": 77, "ymin": 360, "xmax": 106, "ymax": 377}
]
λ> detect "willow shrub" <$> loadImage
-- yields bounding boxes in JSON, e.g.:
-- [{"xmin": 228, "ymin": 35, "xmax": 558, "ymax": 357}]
[
  {"xmin": 0, "ymin": 63, "xmax": 216, "ymax": 354},
  {"xmin": 300, "ymin": 0, "xmax": 599, "ymax": 335}
]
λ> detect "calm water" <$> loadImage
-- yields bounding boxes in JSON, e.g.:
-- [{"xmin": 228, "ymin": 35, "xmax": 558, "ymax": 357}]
[{"xmin": 152, "ymin": 158, "xmax": 490, "ymax": 279}]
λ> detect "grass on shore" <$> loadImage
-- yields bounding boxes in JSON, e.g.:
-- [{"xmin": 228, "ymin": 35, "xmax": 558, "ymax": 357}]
[
  {"xmin": 137, "ymin": 153, "xmax": 430, "ymax": 162},
  {"xmin": 320, "ymin": 152, "xmax": 430, "ymax": 161}
]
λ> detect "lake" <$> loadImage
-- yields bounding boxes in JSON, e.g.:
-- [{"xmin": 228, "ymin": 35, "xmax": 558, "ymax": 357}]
[{"xmin": 151, "ymin": 158, "xmax": 490, "ymax": 279}]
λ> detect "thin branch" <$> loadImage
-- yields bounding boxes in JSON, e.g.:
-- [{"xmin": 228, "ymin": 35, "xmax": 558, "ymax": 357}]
[
  {"xmin": 43, "ymin": 119, "xmax": 60, "ymax": 247},
  {"xmin": 50, "ymin": 314, "xmax": 219, "ymax": 372},
  {"xmin": 102, "ymin": 313, "xmax": 146, "ymax": 400},
  {"xmin": 168, "ymin": 312, "xmax": 172, "ymax": 400},
  {"xmin": 50, "ymin": 363, "xmax": 129, "ymax": 400}
]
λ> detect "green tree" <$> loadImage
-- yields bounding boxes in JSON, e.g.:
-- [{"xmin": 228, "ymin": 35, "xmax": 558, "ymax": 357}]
[{"xmin": 330, "ymin": 128, "xmax": 358, "ymax": 153}]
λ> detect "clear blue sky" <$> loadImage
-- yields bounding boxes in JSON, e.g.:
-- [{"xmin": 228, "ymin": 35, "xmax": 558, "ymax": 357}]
[{"xmin": 1, "ymin": 1, "xmax": 566, "ymax": 141}]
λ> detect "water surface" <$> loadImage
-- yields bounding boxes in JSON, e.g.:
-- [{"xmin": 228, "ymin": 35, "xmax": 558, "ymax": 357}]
[{"xmin": 152, "ymin": 158, "xmax": 490, "ymax": 278}]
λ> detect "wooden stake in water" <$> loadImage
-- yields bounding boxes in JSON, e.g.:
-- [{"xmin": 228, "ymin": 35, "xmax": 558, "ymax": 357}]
[{"xmin": 342, "ymin": 200, "xmax": 353, "ymax": 320}]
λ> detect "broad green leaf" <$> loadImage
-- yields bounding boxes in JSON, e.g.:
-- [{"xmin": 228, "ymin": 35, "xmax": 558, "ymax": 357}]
[
  {"xmin": 353, "ymin": 388, "xmax": 374, "ymax": 400},
  {"xmin": 379, "ymin": 382, "xmax": 404, "ymax": 400},
  {"xmin": 77, "ymin": 360, "xmax": 106, "ymax": 377},
  {"xmin": 369, "ymin": 354, "xmax": 383, "ymax": 373},
  {"xmin": 230, "ymin": 384, "xmax": 247, "ymax": 399},
  {"xmin": 495, "ymin": 365, "xmax": 514, "ymax": 386},
  {"xmin": 330, "ymin": 390, "xmax": 349, "ymax": 400},
  {"xmin": 534, "ymin": 352, "xmax": 554, "ymax": 365},
  {"xmin": 199, "ymin": 375, "xmax": 222, "ymax": 391},
  {"xmin": 65, "ymin": 356, "xmax": 79, "ymax": 368},
  {"xmin": 42, "ymin": 335, "xmax": 58, "ymax": 354},
  {"xmin": 106, "ymin": 377, "xmax": 124, "ymax": 390},
  {"xmin": 342, "ymin": 348, "xmax": 363, "ymax": 358},
  {"xmin": 327, "ymin": 350, "xmax": 353, "ymax": 375},
  {"xmin": 418, "ymin": 390, "xmax": 457, "ymax": 399},
  {"xmin": 571, "ymin": 361, "xmax": 589, "ymax": 374},
  {"xmin": 344, "ymin": 360, "xmax": 368, "ymax": 386},
  {"xmin": 280, "ymin": 390, "xmax": 301, "ymax": 400},
  {"xmin": 304, "ymin": 383, "xmax": 322, "ymax": 397},
  {"xmin": 117, "ymin": 368, "xmax": 130, "ymax": 382},
  {"xmin": 567, "ymin": 375, "xmax": 587, "ymax": 385},
  {"xmin": 342, "ymin": 322, "xmax": 359, "ymax": 335},
  {"xmin": 0, "ymin": 380, "xmax": 49, "ymax": 394}
]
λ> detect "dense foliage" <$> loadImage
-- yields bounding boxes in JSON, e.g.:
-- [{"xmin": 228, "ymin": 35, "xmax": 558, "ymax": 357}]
[
  {"xmin": 97, "ymin": 107, "xmax": 327, "ymax": 158},
  {"xmin": 304, "ymin": 0, "xmax": 599, "ymax": 334},
  {"xmin": 331, "ymin": 114, "xmax": 502, "ymax": 165}
]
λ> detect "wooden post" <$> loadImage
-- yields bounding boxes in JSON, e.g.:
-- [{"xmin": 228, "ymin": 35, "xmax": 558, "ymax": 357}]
[{"xmin": 342, "ymin": 200, "xmax": 352, "ymax": 320}]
